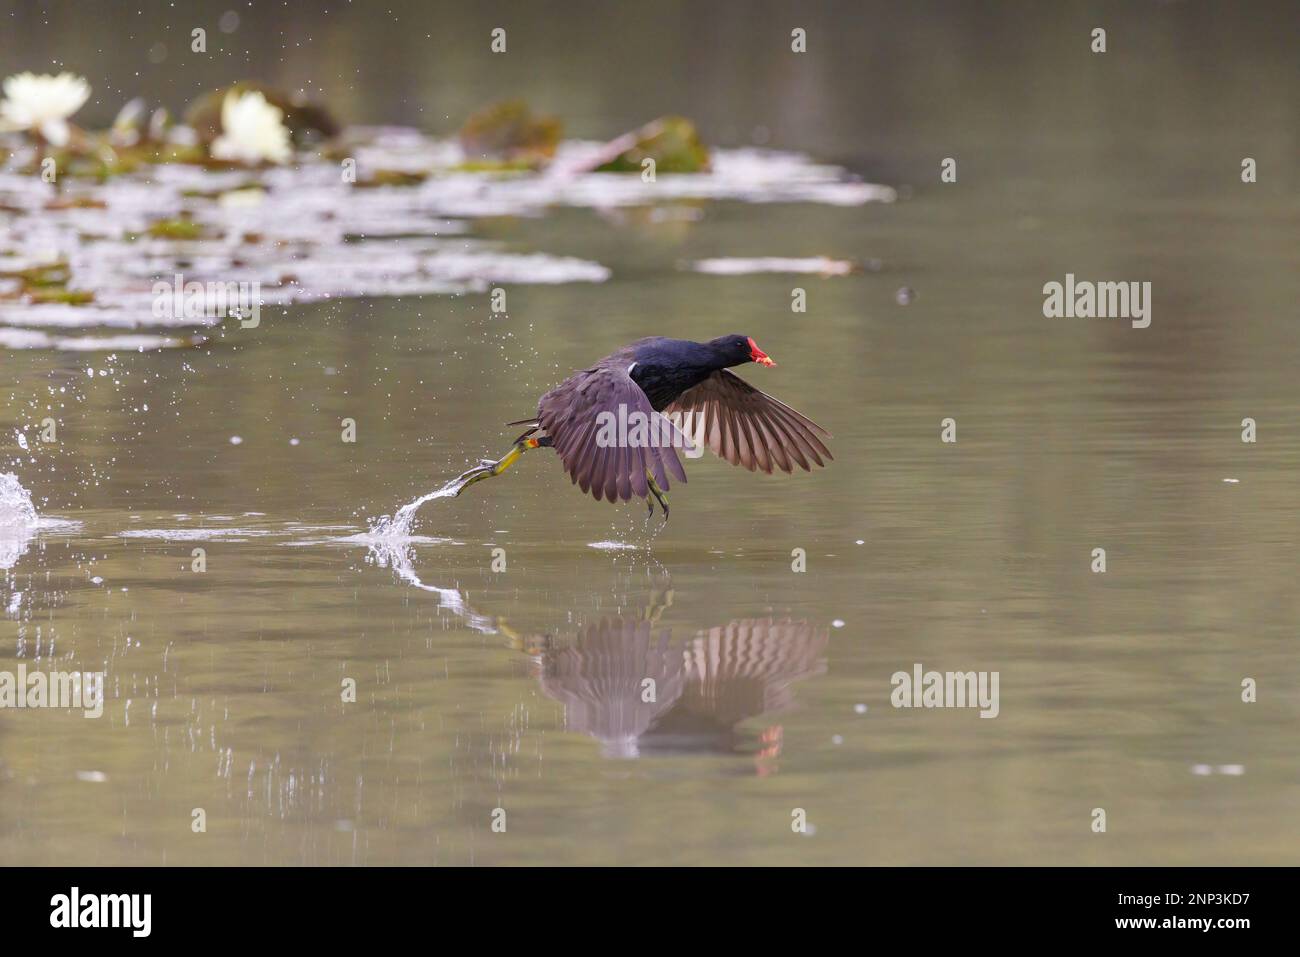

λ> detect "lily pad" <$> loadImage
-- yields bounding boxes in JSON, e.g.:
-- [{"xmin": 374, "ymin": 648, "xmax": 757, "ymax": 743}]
[
  {"xmin": 2, "ymin": 261, "xmax": 71, "ymax": 287},
  {"xmin": 138, "ymin": 216, "xmax": 210, "ymax": 240},
  {"xmin": 24, "ymin": 287, "xmax": 95, "ymax": 305},
  {"xmin": 458, "ymin": 100, "xmax": 562, "ymax": 167},
  {"xmin": 354, "ymin": 168, "xmax": 429, "ymax": 188},
  {"xmin": 591, "ymin": 116, "xmax": 710, "ymax": 174}
]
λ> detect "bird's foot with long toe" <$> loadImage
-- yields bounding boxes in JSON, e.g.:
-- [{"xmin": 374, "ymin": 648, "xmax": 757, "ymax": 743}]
[
  {"xmin": 451, "ymin": 437, "xmax": 541, "ymax": 497},
  {"xmin": 451, "ymin": 463, "xmax": 493, "ymax": 496},
  {"xmin": 645, "ymin": 498, "xmax": 671, "ymax": 520},
  {"xmin": 646, "ymin": 470, "xmax": 670, "ymax": 520}
]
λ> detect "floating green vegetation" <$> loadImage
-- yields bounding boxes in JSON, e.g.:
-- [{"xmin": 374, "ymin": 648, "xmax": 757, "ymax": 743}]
[
  {"xmin": 139, "ymin": 143, "xmax": 210, "ymax": 166},
  {"xmin": 184, "ymin": 81, "xmax": 340, "ymax": 146},
  {"xmin": 29, "ymin": 139, "xmax": 210, "ymax": 182},
  {"xmin": 130, "ymin": 217, "xmax": 211, "ymax": 241},
  {"xmin": 20, "ymin": 145, "xmax": 124, "ymax": 182},
  {"xmin": 458, "ymin": 100, "xmax": 562, "ymax": 168},
  {"xmin": 178, "ymin": 181, "xmax": 265, "ymax": 200},
  {"xmin": 594, "ymin": 116, "xmax": 710, "ymax": 174},
  {"xmin": 44, "ymin": 195, "xmax": 107, "ymax": 210},
  {"xmin": 2, "ymin": 261, "xmax": 71, "ymax": 287},
  {"xmin": 448, "ymin": 157, "xmax": 539, "ymax": 174},
  {"xmin": 24, "ymin": 286, "xmax": 95, "ymax": 305},
  {"xmin": 0, "ymin": 260, "xmax": 94, "ymax": 305},
  {"xmin": 354, "ymin": 168, "xmax": 429, "ymax": 188}
]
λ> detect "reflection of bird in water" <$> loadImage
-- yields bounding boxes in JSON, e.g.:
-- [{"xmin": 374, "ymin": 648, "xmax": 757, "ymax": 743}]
[
  {"xmin": 535, "ymin": 615, "xmax": 828, "ymax": 763},
  {"xmin": 359, "ymin": 563, "xmax": 828, "ymax": 766},
  {"xmin": 538, "ymin": 617, "xmax": 686, "ymax": 759}
]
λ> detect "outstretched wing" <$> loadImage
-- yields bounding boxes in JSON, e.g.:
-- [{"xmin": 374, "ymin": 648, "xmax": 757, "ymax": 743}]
[
  {"xmin": 664, "ymin": 369, "xmax": 832, "ymax": 474},
  {"xmin": 539, "ymin": 366, "xmax": 689, "ymax": 503},
  {"xmin": 539, "ymin": 617, "xmax": 686, "ymax": 746},
  {"xmin": 682, "ymin": 618, "xmax": 829, "ymax": 722}
]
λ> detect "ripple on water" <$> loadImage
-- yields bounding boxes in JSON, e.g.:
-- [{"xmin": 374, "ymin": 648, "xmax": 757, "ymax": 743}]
[
  {"xmin": 117, "ymin": 527, "xmax": 286, "ymax": 542},
  {"xmin": 690, "ymin": 256, "xmax": 855, "ymax": 276},
  {"xmin": 0, "ymin": 328, "xmax": 202, "ymax": 351}
]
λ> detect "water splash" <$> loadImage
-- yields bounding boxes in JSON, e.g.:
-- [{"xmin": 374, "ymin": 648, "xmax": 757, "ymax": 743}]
[
  {"xmin": 354, "ymin": 478, "xmax": 498, "ymax": 634},
  {"xmin": 366, "ymin": 476, "xmax": 465, "ymax": 541},
  {"xmin": 0, "ymin": 473, "xmax": 38, "ymax": 529},
  {"xmin": 0, "ymin": 473, "xmax": 38, "ymax": 570}
]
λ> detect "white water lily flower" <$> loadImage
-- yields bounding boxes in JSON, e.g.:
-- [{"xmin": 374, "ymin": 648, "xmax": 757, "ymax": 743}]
[
  {"xmin": 0, "ymin": 72, "xmax": 91, "ymax": 146},
  {"xmin": 211, "ymin": 90, "xmax": 292, "ymax": 165}
]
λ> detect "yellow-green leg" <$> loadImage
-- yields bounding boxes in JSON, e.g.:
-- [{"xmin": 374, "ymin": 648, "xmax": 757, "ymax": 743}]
[
  {"xmin": 453, "ymin": 437, "xmax": 541, "ymax": 496},
  {"xmin": 643, "ymin": 585, "xmax": 674, "ymax": 623},
  {"xmin": 496, "ymin": 618, "xmax": 551, "ymax": 656},
  {"xmin": 645, "ymin": 468, "xmax": 670, "ymax": 520}
]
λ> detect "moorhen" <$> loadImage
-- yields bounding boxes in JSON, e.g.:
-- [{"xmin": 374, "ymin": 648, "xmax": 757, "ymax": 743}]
[{"xmin": 453, "ymin": 335, "xmax": 832, "ymax": 516}]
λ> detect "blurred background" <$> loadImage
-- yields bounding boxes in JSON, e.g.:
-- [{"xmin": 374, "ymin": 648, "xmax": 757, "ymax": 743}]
[{"xmin": 2, "ymin": 0, "xmax": 1296, "ymax": 184}]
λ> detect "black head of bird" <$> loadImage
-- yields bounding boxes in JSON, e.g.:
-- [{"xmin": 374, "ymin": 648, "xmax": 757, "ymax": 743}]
[{"xmin": 704, "ymin": 333, "xmax": 776, "ymax": 368}]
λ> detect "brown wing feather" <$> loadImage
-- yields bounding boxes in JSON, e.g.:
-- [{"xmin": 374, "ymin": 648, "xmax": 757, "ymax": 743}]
[
  {"xmin": 682, "ymin": 618, "xmax": 829, "ymax": 722},
  {"xmin": 538, "ymin": 365, "xmax": 687, "ymax": 503},
  {"xmin": 663, "ymin": 370, "xmax": 832, "ymax": 473}
]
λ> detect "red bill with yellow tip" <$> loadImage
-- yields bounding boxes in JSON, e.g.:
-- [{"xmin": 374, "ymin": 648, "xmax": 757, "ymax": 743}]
[{"xmin": 747, "ymin": 337, "xmax": 776, "ymax": 367}]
